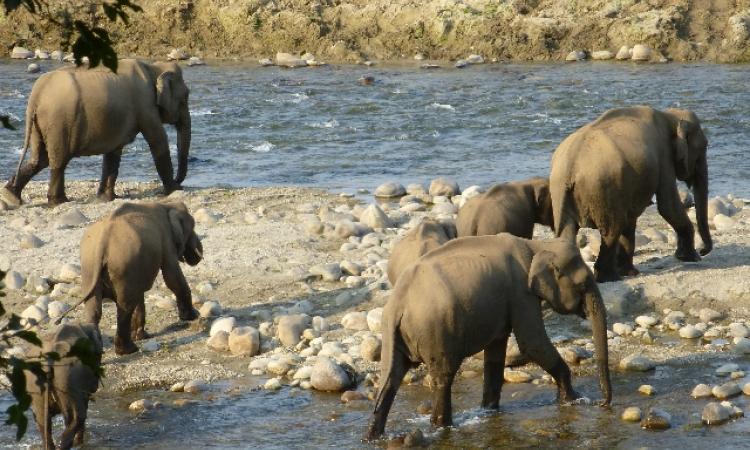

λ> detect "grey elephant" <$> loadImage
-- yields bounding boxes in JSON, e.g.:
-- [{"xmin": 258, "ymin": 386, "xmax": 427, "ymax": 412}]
[
  {"xmin": 24, "ymin": 323, "xmax": 103, "ymax": 450},
  {"xmin": 367, "ymin": 234, "xmax": 611, "ymax": 440},
  {"xmin": 387, "ymin": 218, "xmax": 456, "ymax": 285},
  {"xmin": 1, "ymin": 59, "xmax": 191, "ymax": 207},
  {"xmin": 549, "ymin": 106, "xmax": 712, "ymax": 282},
  {"xmin": 70, "ymin": 201, "xmax": 202, "ymax": 354},
  {"xmin": 456, "ymin": 177, "xmax": 553, "ymax": 238}
]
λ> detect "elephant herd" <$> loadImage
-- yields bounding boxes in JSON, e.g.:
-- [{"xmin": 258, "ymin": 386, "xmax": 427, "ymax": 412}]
[{"xmin": 5, "ymin": 59, "xmax": 713, "ymax": 447}]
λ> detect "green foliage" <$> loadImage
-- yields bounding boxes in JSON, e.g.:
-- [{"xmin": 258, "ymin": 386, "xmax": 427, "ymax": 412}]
[{"xmin": 0, "ymin": 115, "xmax": 15, "ymax": 130}]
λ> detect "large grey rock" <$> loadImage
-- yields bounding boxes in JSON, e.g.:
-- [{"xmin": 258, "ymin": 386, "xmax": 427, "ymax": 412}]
[
  {"xmin": 58, "ymin": 263, "xmax": 81, "ymax": 282},
  {"xmin": 209, "ymin": 317, "xmax": 236, "ymax": 337},
  {"xmin": 19, "ymin": 234, "xmax": 44, "ymax": 249},
  {"xmin": 335, "ymin": 219, "xmax": 370, "ymax": 239},
  {"xmin": 591, "ymin": 50, "xmax": 614, "ymax": 60},
  {"xmin": 631, "ymin": 44, "xmax": 652, "ymax": 61},
  {"xmin": 309, "ymin": 263, "xmax": 342, "ymax": 282},
  {"xmin": 367, "ymin": 307, "xmax": 383, "ymax": 332},
  {"xmin": 341, "ymin": 311, "xmax": 368, "ymax": 331},
  {"xmin": 4, "ymin": 270, "xmax": 25, "ymax": 290},
  {"xmin": 277, "ymin": 314, "xmax": 311, "ymax": 347},
  {"xmin": 47, "ymin": 301, "xmax": 70, "ymax": 319},
  {"xmin": 55, "ymin": 209, "xmax": 88, "ymax": 228},
  {"xmin": 702, "ymin": 402, "xmax": 731, "ymax": 425},
  {"xmin": 565, "ymin": 50, "xmax": 586, "ymax": 61},
  {"xmin": 310, "ymin": 357, "xmax": 352, "ymax": 392},
  {"xmin": 615, "ymin": 45, "xmax": 631, "ymax": 60},
  {"xmin": 276, "ymin": 52, "xmax": 307, "ymax": 68},
  {"xmin": 619, "ymin": 354, "xmax": 655, "ymax": 371},
  {"xmin": 712, "ymin": 382, "xmax": 741, "ymax": 399},
  {"xmin": 11, "ymin": 46, "xmax": 34, "ymax": 59},
  {"xmin": 359, "ymin": 204, "xmax": 392, "ymax": 229},
  {"xmin": 429, "ymin": 177, "xmax": 459, "ymax": 197},
  {"xmin": 167, "ymin": 48, "xmax": 189, "ymax": 60},
  {"xmin": 374, "ymin": 182, "xmax": 406, "ymax": 198},
  {"xmin": 207, "ymin": 331, "xmax": 229, "ymax": 351},
  {"xmin": 27, "ymin": 63, "xmax": 40, "ymax": 74},
  {"xmin": 641, "ymin": 408, "xmax": 671, "ymax": 430},
  {"xmin": 228, "ymin": 326, "xmax": 260, "ymax": 356},
  {"xmin": 21, "ymin": 304, "xmax": 47, "ymax": 325}
]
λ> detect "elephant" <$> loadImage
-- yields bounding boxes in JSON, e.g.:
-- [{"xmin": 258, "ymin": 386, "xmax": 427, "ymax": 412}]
[
  {"xmin": 549, "ymin": 106, "xmax": 712, "ymax": 282},
  {"xmin": 71, "ymin": 201, "xmax": 202, "ymax": 354},
  {"xmin": 1, "ymin": 59, "xmax": 191, "ymax": 207},
  {"xmin": 367, "ymin": 234, "xmax": 611, "ymax": 440},
  {"xmin": 24, "ymin": 323, "xmax": 103, "ymax": 450},
  {"xmin": 387, "ymin": 218, "xmax": 456, "ymax": 285},
  {"xmin": 456, "ymin": 177, "xmax": 553, "ymax": 239}
]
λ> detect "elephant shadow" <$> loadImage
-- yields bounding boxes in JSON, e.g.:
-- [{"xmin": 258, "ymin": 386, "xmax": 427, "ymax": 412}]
[{"xmin": 636, "ymin": 242, "xmax": 749, "ymax": 275}]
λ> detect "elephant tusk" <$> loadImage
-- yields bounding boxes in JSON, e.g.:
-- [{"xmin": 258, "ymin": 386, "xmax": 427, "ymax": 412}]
[{"xmin": 194, "ymin": 247, "xmax": 203, "ymax": 259}]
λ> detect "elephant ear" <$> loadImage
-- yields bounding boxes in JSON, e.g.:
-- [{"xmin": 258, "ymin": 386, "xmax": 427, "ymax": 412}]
[
  {"xmin": 442, "ymin": 221, "xmax": 458, "ymax": 240},
  {"xmin": 534, "ymin": 181, "xmax": 554, "ymax": 227},
  {"xmin": 528, "ymin": 250, "xmax": 560, "ymax": 305},
  {"xmin": 168, "ymin": 208, "xmax": 187, "ymax": 256},
  {"xmin": 156, "ymin": 72, "xmax": 178, "ymax": 119},
  {"xmin": 675, "ymin": 119, "xmax": 691, "ymax": 178}
]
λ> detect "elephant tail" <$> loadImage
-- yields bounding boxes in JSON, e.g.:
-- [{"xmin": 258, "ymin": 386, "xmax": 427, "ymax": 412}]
[
  {"xmin": 13, "ymin": 111, "xmax": 34, "ymax": 183},
  {"xmin": 55, "ymin": 229, "xmax": 108, "ymax": 325},
  {"xmin": 552, "ymin": 184, "xmax": 578, "ymax": 239}
]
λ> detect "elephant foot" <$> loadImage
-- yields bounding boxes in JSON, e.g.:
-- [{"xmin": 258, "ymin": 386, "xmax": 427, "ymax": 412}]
[
  {"xmin": 617, "ymin": 265, "xmax": 640, "ymax": 277},
  {"xmin": 675, "ymin": 247, "xmax": 701, "ymax": 262},
  {"xmin": 97, "ymin": 190, "xmax": 117, "ymax": 202},
  {"xmin": 179, "ymin": 307, "xmax": 199, "ymax": 321},
  {"xmin": 594, "ymin": 269, "xmax": 621, "ymax": 283},
  {"xmin": 47, "ymin": 195, "xmax": 70, "ymax": 207},
  {"xmin": 132, "ymin": 329, "xmax": 150, "ymax": 341},
  {"xmin": 163, "ymin": 183, "xmax": 183, "ymax": 196},
  {"xmin": 557, "ymin": 388, "xmax": 582, "ymax": 404},
  {"xmin": 114, "ymin": 337, "xmax": 139, "ymax": 355},
  {"xmin": 0, "ymin": 186, "xmax": 21, "ymax": 208}
]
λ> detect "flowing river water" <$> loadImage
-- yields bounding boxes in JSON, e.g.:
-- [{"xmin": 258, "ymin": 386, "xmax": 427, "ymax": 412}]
[{"xmin": 2, "ymin": 60, "xmax": 750, "ymax": 448}]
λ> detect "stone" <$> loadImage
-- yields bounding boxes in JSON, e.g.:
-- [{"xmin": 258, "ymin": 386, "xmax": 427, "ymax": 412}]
[
  {"xmin": 702, "ymin": 402, "xmax": 731, "ymax": 425},
  {"xmin": 454, "ymin": 59, "xmax": 468, "ymax": 68},
  {"xmin": 729, "ymin": 323, "xmax": 749, "ymax": 338},
  {"xmin": 12, "ymin": 46, "xmax": 34, "ymax": 59},
  {"xmin": 340, "ymin": 260, "xmax": 363, "ymax": 276},
  {"xmin": 184, "ymin": 379, "xmax": 207, "ymax": 394},
  {"xmin": 259, "ymin": 58, "xmax": 274, "ymax": 67},
  {"xmin": 309, "ymin": 263, "xmax": 342, "ymax": 282},
  {"xmin": 374, "ymin": 182, "xmax": 406, "ymax": 198},
  {"xmin": 4, "ymin": 271, "xmax": 25, "ymax": 290},
  {"xmin": 504, "ymin": 369, "xmax": 532, "ymax": 383},
  {"xmin": 341, "ymin": 311, "xmax": 368, "ymax": 331},
  {"xmin": 663, "ymin": 311, "xmax": 685, "ymax": 330},
  {"xmin": 429, "ymin": 177, "xmax": 459, "ymax": 197},
  {"xmin": 55, "ymin": 209, "xmax": 88, "ymax": 228},
  {"xmin": 612, "ymin": 322, "xmax": 633, "ymax": 336},
  {"xmin": 229, "ymin": 326, "xmax": 260, "ymax": 356},
  {"xmin": 264, "ymin": 378, "xmax": 282, "ymax": 390},
  {"xmin": 267, "ymin": 359, "xmax": 291, "ymax": 376},
  {"xmin": 716, "ymin": 363, "xmax": 740, "ymax": 376},
  {"xmin": 619, "ymin": 354, "xmax": 655, "ymax": 372},
  {"xmin": 713, "ymin": 382, "xmax": 741, "ymax": 399},
  {"xmin": 310, "ymin": 357, "xmax": 352, "ymax": 392},
  {"xmin": 692, "ymin": 383, "xmax": 713, "ymax": 398},
  {"xmin": 129, "ymin": 399, "xmax": 155, "ymax": 412},
  {"xmin": 640, "ymin": 408, "xmax": 671, "ymax": 430},
  {"xmin": 361, "ymin": 336, "xmax": 381, "ymax": 362},
  {"xmin": 170, "ymin": 382, "xmax": 184, "ymax": 392},
  {"xmin": 679, "ymin": 324, "xmax": 703, "ymax": 339},
  {"xmin": 26, "ymin": 274, "xmax": 49, "ymax": 294},
  {"xmin": 615, "ymin": 45, "xmax": 631, "ymax": 60},
  {"xmin": 293, "ymin": 366, "xmax": 313, "ymax": 380},
  {"xmin": 19, "ymin": 234, "xmax": 44, "ymax": 249},
  {"xmin": 591, "ymin": 50, "xmax": 614, "ymax": 60},
  {"xmin": 631, "ymin": 44, "xmax": 652, "ymax": 61},
  {"xmin": 406, "ymin": 183, "xmax": 426, "ymax": 195},
  {"xmin": 21, "ymin": 304, "xmax": 47, "ymax": 325},
  {"xmin": 707, "ymin": 197, "xmax": 729, "ymax": 218},
  {"xmin": 432, "ymin": 202, "xmax": 458, "ymax": 215},
  {"xmin": 58, "ymin": 263, "xmax": 81, "ymax": 282},
  {"xmin": 207, "ymin": 331, "xmax": 229, "ymax": 351},
  {"xmin": 199, "ymin": 301, "xmax": 222, "ymax": 318},
  {"xmin": 312, "ymin": 316, "xmax": 328, "ymax": 332},
  {"xmin": 560, "ymin": 346, "xmax": 591, "ymax": 365},
  {"xmin": 713, "ymin": 214, "xmax": 735, "ymax": 231},
  {"xmin": 187, "ymin": 56, "xmax": 206, "ymax": 66},
  {"xmin": 27, "ymin": 63, "xmax": 40, "ymax": 74},
  {"xmin": 734, "ymin": 337, "xmax": 750, "ymax": 354},
  {"xmin": 359, "ymin": 204, "xmax": 392, "ymax": 229},
  {"xmin": 209, "ymin": 317, "xmax": 236, "ymax": 337},
  {"xmin": 341, "ymin": 390, "xmax": 366, "ymax": 403},
  {"xmin": 699, "ymin": 308, "xmax": 723, "ymax": 323},
  {"xmin": 155, "ymin": 296, "xmax": 177, "ymax": 310},
  {"xmin": 638, "ymin": 384, "xmax": 656, "ymax": 396},
  {"xmin": 47, "ymin": 301, "xmax": 70, "ymax": 319},
  {"xmin": 277, "ymin": 314, "xmax": 311, "ymax": 347},
  {"xmin": 466, "ymin": 54, "xmax": 484, "ymax": 64},
  {"xmin": 335, "ymin": 220, "xmax": 369, "ymax": 239},
  {"xmin": 367, "ymin": 308, "xmax": 383, "ymax": 332},
  {"xmin": 622, "ymin": 406, "xmax": 642, "ymax": 422},
  {"xmin": 0, "ymin": 254, "xmax": 10, "ymax": 273},
  {"xmin": 194, "ymin": 208, "xmax": 221, "ymax": 224},
  {"xmin": 141, "ymin": 341, "xmax": 160, "ymax": 352},
  {"xmin": 35, "ymin": 296, "xmax": 50, "ymax": 310},
  {"xmin": 565, "ymin": 50, "xmax": 586, "ymax": 61},
  {"xmin": 167, "ymin": 48, "xmax": 189, "ymax": 60}
]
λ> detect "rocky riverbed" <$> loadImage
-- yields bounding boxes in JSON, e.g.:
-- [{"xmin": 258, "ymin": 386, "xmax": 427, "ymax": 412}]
[{"xmin": 2, "ymin": 180, "xmax": 750, "ymax": 446}]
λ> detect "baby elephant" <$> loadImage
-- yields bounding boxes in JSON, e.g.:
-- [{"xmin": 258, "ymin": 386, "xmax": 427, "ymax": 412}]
[
  {"xmin": 387, "ymin": 219, "xmax": 456, "ymax": 285},
  {"xmin": 367, "ymin": 234, "xmax": 611, "ymax": 440},
  {"xmin": 456, "ymin": 177, "xmax": 553, "ymax": 239},
  {"xmin": 24, "ymin": 323, "xmax": 103, "ymax": 450},
  {"xmin": 78, "ymin": 201, "xmax": 202, "ymax": 354}
]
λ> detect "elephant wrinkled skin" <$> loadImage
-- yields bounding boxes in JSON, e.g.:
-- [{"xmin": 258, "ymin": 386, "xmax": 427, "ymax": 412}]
[
  {"xmin": 78, "ymin": 201, "xmax": 202, "ymax": 354},
  {"xmin": 367, "ymin": 234, "xmax": 611, "ymax": 440},
  {"xmin": 24, "ymin": 323, "xmax": 103, "ymax": 450},
  {"xmin": 457, "ymin": 177, "xmax": 553, "ymax": 239},
  {"xmin": 387, "ymin": 218, "xmax": 456, "ymax": 285},
  {"xmin": 549, "ymin": 106, "xmax": 712, "ymax": 282},
  {"xmin": 2, "ymin": 59, "xmax": 191, "ymax": 206}
]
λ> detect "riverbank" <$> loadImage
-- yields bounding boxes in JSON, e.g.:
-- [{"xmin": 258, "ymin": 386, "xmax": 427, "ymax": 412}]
[
  {"xmin": 3, "ymin": 0, "xmax": 750, "ymax": 64},
  {"xmin": 2, "ymin": 181, "xmax": 750, "ymax": 446}
]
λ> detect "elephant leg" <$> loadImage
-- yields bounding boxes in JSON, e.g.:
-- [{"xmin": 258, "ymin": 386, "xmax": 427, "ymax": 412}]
[
  {"xmin": 73, "ymin": 422, "xmax": 85, "ymax": 447},
  {"xmin": 430, "ymin": 366, "xmax": 457, "ymax": 427},
  {"xmin": 114, "ymin": 287, "xmax": 140, "ymax": 355},
  {"xmin": 83, "ymin": 295, "xmax": 103, "ymax": 328},
  {"xmin": 162, "ymin": 262, "xmax": 198, "ymax": 321},
  {"xmin": 594, "ymin": 229, "xmax": 622, "ymax": 282},
  {"xmin": 656, "ymin": 180, "xmax": 699, "ymax": 262},
  {"xmin": 141, "ymin": 123, "xmax": 179, "ymax": 194},
  {"xmin": 30, "ymin": 394, "xmax": 55, "ymax": 450},
  {"xmin": 482, "ymin": 336, "xmax": 508, "ymax": 410},
  {"xmin": 366, "ymin": 349, "xmax": 410, "ymax": 440},
  {"xmin": 131, "ymin": 301, "xmax": 149, "ymax": 341},
  {"xmin": 57, "ymin": 393, "xmax": 85, "ymax": 450},
  {"xmin": 48, "ymin": 164, "xmax": 70, "ymax": 206},
  {"xmin": 5, "ymin": 131, "xmax": 48, "ymax": 200},
  {"xmin": 616, "ymin": 219, "xmax": 639, "ymax": 277},
  {"xmin": 97, "ymin": 149, "xmax": 122, "ymax": 201}
]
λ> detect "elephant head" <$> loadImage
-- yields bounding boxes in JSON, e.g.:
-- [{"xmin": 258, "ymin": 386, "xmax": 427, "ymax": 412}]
[
  {"xmin": 154, "ymin": 62, "xmax": 191, "ymax": 184},
  {"xmin": 665, "ymin": 108, "xmax": 711, "ymax": 256},
  {"xmin": 530, "ymin": 177, "xmax": 553, "ymax": 228},
  {"xmin": 527, "ymin": 240, "xmax": 611, "ymax": 405},
  {"xmin": 166, "ymin": 202, "xmax": 203, "ymax": 266}
]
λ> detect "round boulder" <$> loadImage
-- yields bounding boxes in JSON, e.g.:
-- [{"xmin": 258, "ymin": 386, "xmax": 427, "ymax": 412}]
[
  {"xmin": 374, "ymin": 182, "xmax": 406, "ymax": 198},
  {"xmin": 429, "ymin": 178, "xmax": 459, "ymax": 197},
  {"xmin": 228, "ymin": 326, "xmax": 260, "ymax": 356},
  {"xmin": 310, "ymin": 357, "xmax": 352, "ymax": 392}
]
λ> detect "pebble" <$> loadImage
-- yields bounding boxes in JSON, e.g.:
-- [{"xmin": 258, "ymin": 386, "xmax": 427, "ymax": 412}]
[
  {"xmin": 267, "ymin": 360, "xmax": 290, "ymax": 376},
  {"xmin": 26, "ymin": 63, "xmax": 40, "ymax": 73},
  {"xmin": 19, "ymin": 233, "xmax": 44, "ymax": 249},
  {"xmin": 591, "ymin": 50, "xmax": 614, "ymax": 60},
  {"xmin": 345, "ymin": 276, "xmax": 365, "ymax": 288},
  {"xmin": 692, "ymin": 383, "xmax": 713, "ymax": 398},
  {"xmin": 366, "ymin": 307, "xmax": 383, "ymax": 332},
  {"xmin": 663, "ymin": 311, "xmax": 685, "ymax": 330},
  {"xmin": 619, "ymin": 354, "xmax": 656, "ymax": 372},
  {"xmin": 228, "ymin": 326, "xmax": 260, "ymax": 356},
  {"xmin": 55, "ymin": 209, "xmax": 88, "ymax": 228},
  {"xmin": 631, "ymin": 44, "xmax": 652, "ymax": 61},
  {"xmin": 340, "ymin": 260, "xmax": 363, "ymax": 276},
  {"xmin": 360, "ymin": 336, "xmax": 382, "ymax": 362},
  {"xmin": 293, "ymin": 366, "xmax": 313, "ymax": 380},
  {"xmin": 310, "ymin": 357, "xmax": 352, "ymax": 392},
  {"xmin": 4, "ymin": 270, "xmax": 25, "ymax": 290},
  {"xmin": 699, "ymin": 308, "xmax": 723, "ymax": 323},
  {"xmin": 264, "ymin": 377, "xmax": 282, "ymax": 391},
  {"xmin": 713, "ymin": 382, "xmax": 741, "ymax": 399},
  {"xmin": 565, "ymin": 50, "xmax": 586, "ymax": 61},
  {"xmin": 679, "ymin": 324, "xmax": 703, "ymax": 339},
  {"xmin": 170, "ymin": 382, "xmax": 184, "ymax": 392},
  {"xmin": 187, "ymin": 56, "xmax": 205, "ymax": 66},
  {"xmin": 35, "ymin": 295, "xmax": 50, "ymax": 310},
  {"xmin": 612, "ymin": 322, "xmax": 634, "ymax": 336},
  {"xmin": 309, "ymin": 263, "xmax": 342, "ymax": 282},
  {"xmin": 128, "ymin": 399, "xmax": 155, "ymax": 412},
  {"xmin": 199, "ymin": 301, "xmax": 222, "ymax": 318},
  {"xmin": 621, "ymin": 406, "xmax": 643, "ymax": 422},
  {"xmin": 183, "ymin": 379, "xmax": 207, "ymax": 394},
  {"xmin": 341, "ymin": 311, "xmax": 369, "ymax": 331},
  {"xmin": 207, "ymin": 331, "xmax": 229, "ymax": 351},
  {"xmin": 277, "ymin": 314, "xmax": 311, "ymax": 346},
  {"xmin": 504, "ymin": 369, "xmax": 532, "ymax": 383},
  {"xmin": 466, "ymin": 54, "xmax": 484, "ymax": 64},
  {"xmin": 46, "ymin": 301, "xmax": 70, "ymax": 319},
  {"xmin": 341, "ymin": 390, "xmax": 367, "ymax": 403},
  {"xmin": 21, "ymin": 304, "xmax": 47, "ymax": 325},
  {"xmin": 359, "ymin": 204, "xmax": 392, "ymax": 229},
  {"xmin": 640, "ymin": 407, "xmax": 671, "ymax": 430},
  {"xmin": 58, "ymin": 263, "xmax": 81, "ymax": 282},
  {"xmin": 26, "ymin": 274, "xmax": 49, "ymax": 294},
  {"xmin": 702, "ymin": 402, "xmax": 730, "ymax": 425},
  {"xmin": 728, "ymin": 322, "xmax": 749, "ymax": 338},
  {"xmin": 638, "ymin": 385, "xmax": 656, "ymax": 396},
  {"xmin": 716, "ymin": 363, "xmax": 740, "ymax": 376},
  {"xmin": 209, "ymin": 317, "xmax": 236, "ymax": 337},
  {"xmin": 197, "ymin": 282, "xmax": 214, "ymax": 295},
  {"xmin": 734, "ymin": 337, "xmax": 750, "ymax": 354},
  {"xmin": 312, "ymin": 316, "xmax": 329, "ymax": 332},
  {"xmin": 431, "ymin": 202, "xmax": 458, "ymax": 215},
  {"xmin": 428, "ymin": 177, "xmax": 459, "ymax": 197},
  {"xmin": 141, "ymin": 341, "xmax": 160, "ymax": 352},
  {"xmin": 374, "ymin": 182, "xmax": 406, "ymax": 198}
]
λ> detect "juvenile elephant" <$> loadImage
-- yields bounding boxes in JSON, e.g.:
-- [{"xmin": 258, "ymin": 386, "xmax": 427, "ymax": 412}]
[
  {"xmin": 76, "ymin": 201, "xmax": 202, "ymax": 354},
  {"xmin": 24, "ymin": 323, "xmax": 103, "ymax": 450},
  {"xmin": 1, "ymin": 59, "xmax": 191, "ymax": 207},
  {"xmin": 367, "ymin": 234, "xmax": 611, "ymax": 439},
  {"xmin": 387, "ymin": 219, "xmax": 456, "ymax": 285},
  {"xmin": 456, "ymin": 177, "xmax": 553, "ymax": 239},
  {"xmin": 550, "ymin": 106, "xmax": 712, "ymax": 282}
]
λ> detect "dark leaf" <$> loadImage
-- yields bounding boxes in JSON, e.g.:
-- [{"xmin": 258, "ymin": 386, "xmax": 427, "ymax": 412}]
[
  {"xmin": 68, "ymin": 337, "xmax": 104, "ymax": 378},
  {"xmin": 0, "ymin": 114, "xmax": 16, "ymax": 130},
  {"xmin": 13, "ymin": 330, "xmax": 41, "ymax": 347}
]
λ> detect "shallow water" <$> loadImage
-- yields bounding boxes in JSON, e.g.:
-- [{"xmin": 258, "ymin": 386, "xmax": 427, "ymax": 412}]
[{"xmin": 1, "ymin": 60, "xmax": 750, "ymax": 197}]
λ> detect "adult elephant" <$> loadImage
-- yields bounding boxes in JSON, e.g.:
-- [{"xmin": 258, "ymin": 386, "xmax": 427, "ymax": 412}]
[
  {"xmin": 549, "ymin": 106, "xmax": 711, "ymax": 282},
  {"xmin": 1, "ymin": 59, "xmax": 191, "ymax": 206}
]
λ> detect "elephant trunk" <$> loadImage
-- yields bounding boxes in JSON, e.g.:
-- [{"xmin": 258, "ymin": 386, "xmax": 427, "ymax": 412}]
[
  {"xmin": 585, "ymin": 282, "xmax": 611, "ymax": 405},
  {"xmin": 175, "ymin": 106, "xmax": 191, "ymax": 185},
  {"xmin": 692, "ymin": 156, "xmax": 712, "ymax": 256}
]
